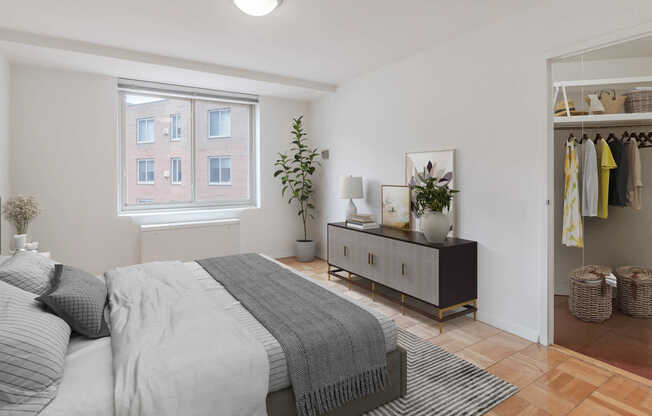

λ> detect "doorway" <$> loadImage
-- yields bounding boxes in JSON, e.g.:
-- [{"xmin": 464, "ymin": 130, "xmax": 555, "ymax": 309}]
[{"xmin": 550, "ymin": 35, "xmax": 652, "ymax": 380}]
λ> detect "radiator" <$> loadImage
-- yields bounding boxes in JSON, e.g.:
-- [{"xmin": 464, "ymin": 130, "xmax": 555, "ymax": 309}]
[{"xmin": 140, "ymin": 219, "xmax": 240, "ymax": 263}]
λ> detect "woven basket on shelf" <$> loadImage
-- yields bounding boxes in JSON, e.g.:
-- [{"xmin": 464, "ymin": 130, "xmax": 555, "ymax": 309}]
[
  {"xmin": 568, "ymin": 265, "xmax": 613, "ymax": 323},
  {"xmin": 625, "ymin": 90, "xmax": 652, "ymax": 113},
  {"xmin": 614, "ymin": 266, "xmax": 652, "ymax": 318}
]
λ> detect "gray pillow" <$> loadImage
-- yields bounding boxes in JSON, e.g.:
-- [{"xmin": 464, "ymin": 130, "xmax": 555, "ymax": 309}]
[
  {"xmin": 0, "ymin": 280, "xmax": 71, "ymax": 415},
  {"xmin": 37, "ymin": 264, "xmax": 110, "ymax": 339},
  {"xmin": 0, "ymin": 251, "xmax": 55, "ymax": 295}
]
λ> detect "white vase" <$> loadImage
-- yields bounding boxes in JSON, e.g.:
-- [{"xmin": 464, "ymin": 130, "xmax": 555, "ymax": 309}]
[
  {"xmin": 295, "ymin": 240, "xmax": 316, "ymax": 262},
  {"xmin": 420, "ymin": 210, "xmax": 450, "ymax": 243},
  {"xmin": 13, "ymin": 234, "xmax": 27, "ymax": 251}
]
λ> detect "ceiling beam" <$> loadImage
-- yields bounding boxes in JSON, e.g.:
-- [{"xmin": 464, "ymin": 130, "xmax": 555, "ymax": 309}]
[{"xmin": 0, "ymin": 26, "xmax": 337, "ymax": 93}]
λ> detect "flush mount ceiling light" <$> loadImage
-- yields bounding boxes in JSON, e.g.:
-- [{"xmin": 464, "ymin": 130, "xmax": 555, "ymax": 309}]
[{"xmin": 233, "ymin": 0, "xmax": 283, "ymax": 16}]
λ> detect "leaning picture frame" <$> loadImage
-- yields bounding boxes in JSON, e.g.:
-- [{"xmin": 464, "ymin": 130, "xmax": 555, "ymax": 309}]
[{"xmin": 381, "ymin": 185, "xmax": 411, "ymax": 230}]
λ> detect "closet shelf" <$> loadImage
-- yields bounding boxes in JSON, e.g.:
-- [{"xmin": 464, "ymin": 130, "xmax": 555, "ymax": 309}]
[
  {"xmin": 554, "ymin": 112, "xmax": 652, "ymax": 128},
  {"xmin": 553, "ymin": 75, "xmax": 652, "ymax": 89}
]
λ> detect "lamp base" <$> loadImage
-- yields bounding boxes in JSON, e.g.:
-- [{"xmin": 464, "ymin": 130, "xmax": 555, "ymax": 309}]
[{"xmin": 345, "ymin": 199, "xmax": 358, "ymax": 220}]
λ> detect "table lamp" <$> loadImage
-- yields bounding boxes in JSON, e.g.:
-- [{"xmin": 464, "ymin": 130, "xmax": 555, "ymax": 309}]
[{"xmin": 339, "ymin": 175, "xmax": 363, "ymax": 219}]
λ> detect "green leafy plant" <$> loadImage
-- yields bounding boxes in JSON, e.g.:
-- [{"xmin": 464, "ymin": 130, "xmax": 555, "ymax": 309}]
[
  {"xmin": 273, "ymin": 116, "xmax": 320, "ymax": 241},
  {"xmin": 413, "ymin": 177, "xmax": 459, "ymax": 215},
  {"xmin": 2, "ymin": 195, "xmax": 41, "ymax": 235}
]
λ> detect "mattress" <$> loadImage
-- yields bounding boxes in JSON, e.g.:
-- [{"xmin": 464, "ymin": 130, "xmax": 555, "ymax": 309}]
[{"xmin": 185, "ymin": 257, "xmax": 398, "ymax": 393}]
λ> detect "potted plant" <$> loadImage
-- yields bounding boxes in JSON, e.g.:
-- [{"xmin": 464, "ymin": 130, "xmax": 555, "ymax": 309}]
[
  {"xmin": 413, "ymin": 176, "xmax": 459, "ymax": 243},
  {"xmin": 2, "ymin": 195, "xmax": 41, "ymax": 251},
  {"xmin": 274, "ymin": 116, "xmax": 321, "ymax": 262}
]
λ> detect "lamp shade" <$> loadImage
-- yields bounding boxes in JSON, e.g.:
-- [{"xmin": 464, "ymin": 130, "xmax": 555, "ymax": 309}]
[{"xmin": 339, "ymin": 176, "xmax": 363, "ymax": 199}]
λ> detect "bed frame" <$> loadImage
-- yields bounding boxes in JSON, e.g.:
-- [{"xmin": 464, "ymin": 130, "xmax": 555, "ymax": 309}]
[{"xmin": 266, "ymin": 346, "xmax": 407, "ymax": 416}]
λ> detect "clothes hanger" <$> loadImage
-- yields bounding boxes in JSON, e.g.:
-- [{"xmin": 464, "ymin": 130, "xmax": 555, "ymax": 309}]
[
  {"xmin": 594, "ymin": 133, "xmax": 602, "ymax": 143},
  {"xmin": 607, "ymin": 133, "xmax": 618, "ymax": 143},
  {"xmin": 581, "ymin": 133, "xmax": 589, "ymax": 144},
  {"xmin": 622, "ymin": 131, "xmax": 630, "ymax": 142}
]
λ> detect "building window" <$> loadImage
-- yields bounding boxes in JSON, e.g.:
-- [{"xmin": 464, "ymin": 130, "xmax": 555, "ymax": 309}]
[
  {"xmin": 137, "ymin": 159, "xmax": 155, "ymax": 184},
  {"xmin": 119, "ymin": 80, "xmax": 257, "ymax": 213},
  {"xmin": 171, "ymin": 158, "xmax": 182, "ymax": 184},
  {"xmin": 208, "ymin": 108, "xmax": 231, "ymax": 138},
  {"xmin": 137, "ymin": 118, "xmax": 155, "ymax": 143},
  {"xmin": 209, "ymin": 157, "xmax": 231, "ymax": 185},
  {"xmin": 170, "ymin": 114, "xmax": 182, "ymax": 141}
]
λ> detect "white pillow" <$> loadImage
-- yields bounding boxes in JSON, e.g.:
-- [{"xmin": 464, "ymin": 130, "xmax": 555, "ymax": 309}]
[{"xmin": 0, "ymin": 251, "xmax": 56, "ymax": 294}]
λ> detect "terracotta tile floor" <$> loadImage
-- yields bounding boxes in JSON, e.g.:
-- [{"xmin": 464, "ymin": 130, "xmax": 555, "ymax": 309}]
[
  {"xmin": 278, "ymin": 257, "xmax": 652, "ymax": 416},
  {"xmin": 555, "ymin": 295, "xmax": 652, "ymax": 380}
]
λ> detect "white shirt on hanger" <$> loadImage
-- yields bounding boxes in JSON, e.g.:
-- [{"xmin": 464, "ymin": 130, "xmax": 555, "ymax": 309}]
[{"xmin": 580, "ymin": 140, "xmax": 599, "ymax": 217}]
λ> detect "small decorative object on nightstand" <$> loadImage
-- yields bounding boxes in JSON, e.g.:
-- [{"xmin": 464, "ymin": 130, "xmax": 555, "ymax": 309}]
[
  {"xmin": 2, "ymin": 195, "xmax": 41, "ymax": 251},
  {"xmin": 339, "ymin": 175, "xmax": 363, "ymax": 220}
]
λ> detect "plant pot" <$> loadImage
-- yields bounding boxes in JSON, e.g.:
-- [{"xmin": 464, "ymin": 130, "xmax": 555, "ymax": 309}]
[
  {"xmin": 295, "ymin": 240, "xmax": 316, "ymax": 262},
  {"xmin": 420, "ymin": 210, "xmax": 450, "ymax": 243},
  {"xmin": 14, "ymin": 234, "xmax": 27, "ymax": 251}
]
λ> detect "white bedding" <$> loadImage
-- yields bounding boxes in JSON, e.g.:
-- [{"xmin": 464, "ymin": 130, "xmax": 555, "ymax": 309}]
[{"xmin": 106, "ymin": 261, "xmax": 269, "ymax": 416}]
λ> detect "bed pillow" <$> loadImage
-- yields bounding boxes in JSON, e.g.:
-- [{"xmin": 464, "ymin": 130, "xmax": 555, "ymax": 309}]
[
  {"xmin": 0, "ymin": 251, "xmax": 56, "ymax": 295},
  {"xmin": 0, "ymin": 280, "xmax": 71, "ymax": 415},
  {"xmin": 37, "ymin": 264, "xmax": 110, "ymax": 339}
]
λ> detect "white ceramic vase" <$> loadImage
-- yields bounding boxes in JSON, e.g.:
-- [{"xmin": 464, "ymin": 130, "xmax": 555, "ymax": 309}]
[
  {"xmin": 420, "ymin": 209, "xmax": 450, "ymax": 243},
  {"xmin": 14, "ymin": 234, "xmax": 27, "ymax": 251}
]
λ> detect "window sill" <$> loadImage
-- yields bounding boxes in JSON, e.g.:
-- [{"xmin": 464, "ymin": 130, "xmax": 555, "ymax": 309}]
[
  {"xmin": 120, "ymin": 205, "xmax": 257, "ymax": 226},
  {"xmin": 137, "ymin": 140, "xmax": 155, "ymax": 144},
  {"xmin": 208, "ymin": 135, "xmax": 232, "ymax": 139},
  {"xmin": 208, "ymin": 182, "xmax": 232, "ymax": 186}
]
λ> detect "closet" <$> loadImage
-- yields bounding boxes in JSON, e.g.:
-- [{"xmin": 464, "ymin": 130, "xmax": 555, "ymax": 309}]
[{"xmin": 552, "ymin": 50, "xmax": 652, "ymax": 381}]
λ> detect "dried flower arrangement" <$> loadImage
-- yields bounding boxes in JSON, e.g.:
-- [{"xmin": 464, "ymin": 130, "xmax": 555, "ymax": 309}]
[{"xmin": 2, "ymin": 195, "xmax": 41, "ymax": 235}]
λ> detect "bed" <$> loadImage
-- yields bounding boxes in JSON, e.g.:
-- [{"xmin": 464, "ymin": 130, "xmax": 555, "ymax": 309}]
[{"xmin": 32, "ymin": 255, "xmax": 406, "ymax": 416}]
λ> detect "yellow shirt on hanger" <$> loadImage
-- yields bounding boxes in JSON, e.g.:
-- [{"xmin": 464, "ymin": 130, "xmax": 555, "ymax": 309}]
[{"xmin": 596, "ymin": 138, "xmax": 617, "ymax": 219}]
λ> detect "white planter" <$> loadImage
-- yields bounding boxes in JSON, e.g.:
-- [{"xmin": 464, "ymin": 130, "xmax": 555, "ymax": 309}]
[
  {"xmin": 295, "ymin": 240, "xmax": 316, "ymax": 262},
  {"xmin": 420, "ymin": 210, "xmax": 451, "ymax": 243},
  {"xmin": 14, "ymin": 234, "xmax": 27, "ymax": 251}
]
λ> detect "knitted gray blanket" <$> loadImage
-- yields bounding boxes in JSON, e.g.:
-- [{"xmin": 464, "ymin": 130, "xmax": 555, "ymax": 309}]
[{"xmin": 198, "ymin": 254, "xmax": 388, "ymax": 416}]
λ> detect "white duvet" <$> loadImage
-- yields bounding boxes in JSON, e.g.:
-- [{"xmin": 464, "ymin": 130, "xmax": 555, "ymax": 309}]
[{"xmin": 105, "ymin": 261, "xmax": 270, "ymax": 416}]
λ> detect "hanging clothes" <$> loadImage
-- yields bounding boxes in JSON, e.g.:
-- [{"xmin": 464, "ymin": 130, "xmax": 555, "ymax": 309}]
[
  {"xmin": 626, "ymin": 140, "xmax": 643, "ymax": 210},
  {"xmin": 608, "ymin": 139, "xmax": 628, "ymax": 206},
  {"xmin": 563, "ymin": 140, "xmax": 583, "ymax": 247},
  {"xmin": 596, "ymin": 138, "xmax": 617, "ymax": 219},
  {"xmin": 579, "ymin": 140, "xmax": 598, "ymax": 217}
]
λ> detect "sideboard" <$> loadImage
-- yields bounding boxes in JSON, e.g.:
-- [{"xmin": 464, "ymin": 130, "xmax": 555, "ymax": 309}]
[{"xmin": 327, "ymin": 222, "xmax": 477, "ymax": 332}]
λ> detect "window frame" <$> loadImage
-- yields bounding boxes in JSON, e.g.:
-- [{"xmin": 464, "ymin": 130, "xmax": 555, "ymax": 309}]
[
  {"xmin": 117, "ymin": 79, "xmax": 259, "ymax": 216},
  {"xmin": 137, "ymin": 117, "xmax": 155, "ymax": 144},
  {"xmin": 137, "ymin": 159, "xmax": 155, "ymax": 185},
  {"xmin": 170, "ymin": 113, "xmax": 182, "ymax": 141},
  {"xmin": 208, "ymin": 156, "xmax": 232, "ymax": 186},
  {"xmin": 208, "ymin": 108, "xmax": 232, "ymax": 139},
  {"xmin": 171, "ymin": 157, "xmax": 182, "ymax": 185}
]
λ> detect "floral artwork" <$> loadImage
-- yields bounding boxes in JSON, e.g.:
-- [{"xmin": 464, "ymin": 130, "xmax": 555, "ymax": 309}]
[{"xmin": 405, "ymin": 150, "xmax": 455, "ymax": 233}]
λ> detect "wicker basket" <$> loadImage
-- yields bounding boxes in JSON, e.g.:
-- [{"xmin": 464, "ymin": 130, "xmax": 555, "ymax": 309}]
[
  {"xmin": 568, "ymin": 265, "xmax": 613, "ymax": 323},
  {"xmin": 625, "ymin": 90, "xmax": 652, "ymax": 113},
  {"xmin": 614, "ymin": 266, "xmax": 652, "ymax": 318}
]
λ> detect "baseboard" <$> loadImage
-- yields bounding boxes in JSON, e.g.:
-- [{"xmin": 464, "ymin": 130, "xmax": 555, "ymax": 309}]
[{"xmin": 479, "ymin": 313, "xmax": 539, "ymax": 343}]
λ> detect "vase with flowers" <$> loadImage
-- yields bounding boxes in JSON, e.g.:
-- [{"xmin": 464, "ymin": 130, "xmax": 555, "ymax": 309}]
[
  {"xmin": 2, "ymin": 195, "xmax": 41, "ymax": 251},
  {"xmin": 413, "ymin": 176, "xmax": 459, "ymax": 243}
]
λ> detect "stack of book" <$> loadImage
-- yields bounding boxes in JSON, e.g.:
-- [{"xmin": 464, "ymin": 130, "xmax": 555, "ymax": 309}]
[{"xmin": 346, "ymin": 214, "xmax": 380, "ymax": 230}]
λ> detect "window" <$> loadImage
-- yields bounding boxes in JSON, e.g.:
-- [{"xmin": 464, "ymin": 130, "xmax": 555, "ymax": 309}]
[
  {"xmin": 137, "ymin": 159, "xmax": 155, "ymax": 184},
  {"xmin": 209, "ymin": 157, "xmax": 231, "ymax": 185},
  {"xmin": 171, "ymin": 158, "xmax": 182, "ymax": 184},
  {"xmin": 137, "ymin": 118, "xmax": 155, "ymax": 143},
  {"xmin": 119, "ymin": 79, "xmax": 258, "ymax": 213},
  {"xmin": 208, "ymin": 108, "xmax": 231, "ymax": 138},
  {"xmin": 170, "ymin": 114, "xmax": 182, "ymax": 140}
]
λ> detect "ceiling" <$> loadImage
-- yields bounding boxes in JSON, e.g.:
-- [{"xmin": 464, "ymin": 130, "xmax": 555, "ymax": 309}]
[{"xmin": 0, "ymin": 0, "xmax": 533, "ymax": 98}]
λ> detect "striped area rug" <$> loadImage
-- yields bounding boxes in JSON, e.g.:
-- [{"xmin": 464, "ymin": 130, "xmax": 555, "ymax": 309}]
[{"xmin": 366, "ymin": 329, "xmax": 518, "ymax": 416}]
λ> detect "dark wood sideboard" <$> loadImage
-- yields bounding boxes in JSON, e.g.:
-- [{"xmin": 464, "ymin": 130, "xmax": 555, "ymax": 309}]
[{"xmin": 327, "ymin": 222, "xmax": 478, "ymax": 332}]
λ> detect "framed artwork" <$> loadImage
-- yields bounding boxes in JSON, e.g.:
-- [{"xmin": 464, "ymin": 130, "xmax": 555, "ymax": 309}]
[
  {"xmin": 405, "ymin": 150, "xmax": 456, "ymax": 235},
  {"xmin": 381, "ymin": 185, "xmax": 411, "ymax": 230}
]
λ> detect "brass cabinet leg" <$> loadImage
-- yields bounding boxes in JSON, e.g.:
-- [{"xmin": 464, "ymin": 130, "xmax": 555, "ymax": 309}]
[
  {"xmin": 438, "ymin": 309, "xmax": 443, "ymax": 334},
  {"xmin": 371, "ymin": 281, "xmax": 376, "ymax": 301},
  {"xmin": 347, "ymin": 272, "xmax": 351, "ymax": 290},
  {"xmin": 401, "ymin": 294, "xmax": 405, "ymax": 315},
  {"xmin": 473, "ymin": 299, "xmax": 478, "ymax": 321},
  {"xmin": 327, "ymin": 264, "xmax": 331, "ymax": 281}
]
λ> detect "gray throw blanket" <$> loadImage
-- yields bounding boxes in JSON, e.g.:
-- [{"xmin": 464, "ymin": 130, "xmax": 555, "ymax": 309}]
[{"xmin": 198, "ymin": 254, "xmax": 388, "ymax": 416}]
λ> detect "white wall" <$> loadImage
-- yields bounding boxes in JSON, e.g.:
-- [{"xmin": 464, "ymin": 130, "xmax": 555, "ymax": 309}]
[
  {"xmin": 308, "ymin": 1, "xmax": 652, "ymax": 342},
  {"xmin": 10, "ymin": 64, "xmax": 307, "ymax": 274},
  {"xmin": 0, "ymin": 53, "xmax": 8, "ymax": 254}
]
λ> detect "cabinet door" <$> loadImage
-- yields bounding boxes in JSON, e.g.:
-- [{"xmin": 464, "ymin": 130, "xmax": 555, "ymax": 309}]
[
  {"xmin": 327, "ymin": 226, "xmax": 357, "ymax": 271},
  {"xmin": 388, "ymin": 240, "xmax": 439, "ymax": 305},
  {"xmin": 354, "ymin": 234, "xmax": 390, "ymax": 284}
]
